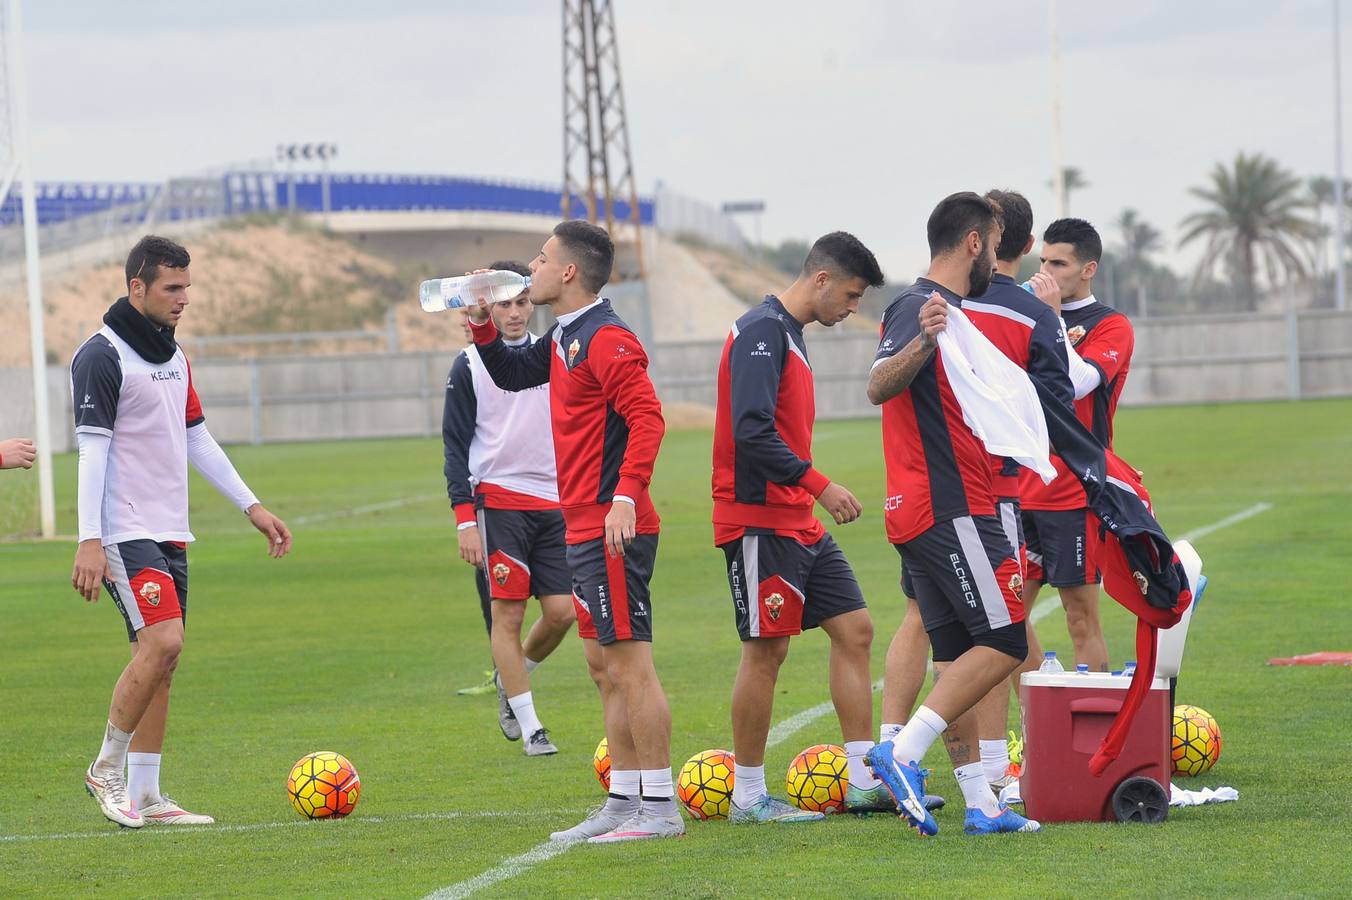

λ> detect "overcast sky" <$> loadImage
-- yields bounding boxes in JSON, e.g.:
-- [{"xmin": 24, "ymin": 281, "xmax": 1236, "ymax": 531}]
[{"xmin": 19, "ymin": 0, "xmax": 1350, "ymax": 279}]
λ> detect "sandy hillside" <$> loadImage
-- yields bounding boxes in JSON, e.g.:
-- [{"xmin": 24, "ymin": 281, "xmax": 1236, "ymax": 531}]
[{"xmin": 0, "ymin": 222, "xmax": 469, "ymax": 368}]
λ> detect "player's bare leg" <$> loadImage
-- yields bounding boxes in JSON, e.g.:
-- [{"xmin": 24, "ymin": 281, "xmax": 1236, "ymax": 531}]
[
  {"xmin": 124, "ymin": 640, "xmax": 214, "ymax": 825},
  {"xmin": 1059, "ymin": 584, "xmax": 1109, "ymax": 671},
  {"xmin": 724, "ymin": 636, "xmax": 818, "ymax": 822},
  {"xmin": 818, "ymin": 608, "xmax": 892, "ymax": 812},
  {"xmin": 87, "ymin": 619, "xmax": 182, "ymax": 828},
  {"xmin": 552, "ymin": 637, "xmax": 639, "ymax": 841},
  {"xmin": 881, "ymin": 600, "xmax": 929, "ymax": 735},
  {"xmin": 520, "ymin": 593, "xmax": 574, "ymax": 666},
  {"xmin": 589, "ymin": 640, "xmax": 684, "ymax": 842},
  {"xmin": 491, "ymin": 599, "xmax": 556, "ymax": 754}
]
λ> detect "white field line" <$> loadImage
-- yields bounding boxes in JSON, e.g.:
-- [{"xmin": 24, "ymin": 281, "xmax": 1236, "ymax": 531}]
[
  {"xmin": 290, "ymin": 494, "xmax": 442, "ymax": 526},
  {"xmin": 425, "ymin": 678, "xmax": 888, "ymax": 900},
  {"xmin": 0, "ymin": 808, "xmax": 582, "ymax": 845},
  {"xmin": 1028, "ymin": 501, "xmax": 1273, "ymax": 625}
]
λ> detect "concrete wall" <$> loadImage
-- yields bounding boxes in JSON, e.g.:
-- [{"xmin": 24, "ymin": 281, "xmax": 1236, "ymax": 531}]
[{"xmin": 7, "ymin": 310, "xmax": 1351, "ymax": 454}]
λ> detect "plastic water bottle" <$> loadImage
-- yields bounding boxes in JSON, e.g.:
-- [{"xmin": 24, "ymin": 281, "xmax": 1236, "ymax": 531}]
[
  {"xmin": 419, "ymin": 270, "xmax": 530, "ymax": 312},
  {"xmin": 1038, "ymin": 651, "xmax": 1064, "ymax": 674},
  {"xmin": 1075, "ymin": 663, "xmax": 1090, "ymax": 674},
  {"xmin": 1020, "ymin": 280, "xmax": 1036, "ymax": 295},
  {"xmin": 1122, "ymin": 660, "xmax": 1137, "ymax": 678}
]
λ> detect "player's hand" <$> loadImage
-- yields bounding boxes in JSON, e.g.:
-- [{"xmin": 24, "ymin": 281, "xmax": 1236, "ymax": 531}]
[
  {"xmin": 457, "ymin": 525, "xmax": 484, "ymax": 567},
  {"xmin": 0, "ymin": 437, "xmax": 36, "ymax": 469},
  {"xmin": 918, "ymin": 292, "xmax": 948, "ymax": 349},
  {"xmin": 71, "ymin": 539, "xmax": 109, "ymax": 603},
  {"xmin": 604, "ymin": 500, "xmax": 637, "ymax": 558},
  {"xmin": 1029, "ymin": 272, "xmax": 1061, "ymax": 313},
  {"xmin": 816, "ymin": 481, "xmax": 862, "ymax": 525},
  {"xmin": 247, "ymin": 504, "xmax": 292, "ymax": 558},
  {"xmin": 464, "ymin": 270, "xmax": 493, "ymax": 325}
]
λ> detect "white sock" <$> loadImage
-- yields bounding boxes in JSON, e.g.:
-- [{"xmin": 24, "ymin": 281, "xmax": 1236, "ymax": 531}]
[
  {"xmin": 956, "ymin": 762, "xmax": 1001, "ymax": 815},
  {"xmin": 639, "ymin": 767, "xmax": 678, "ymax": 815},
  {"xmin": 732, "ymin": 763, "xmax": 766, "ymax": 808},
  {"xmin": 891, "ymin": 705, "xmax": 946, "ymax": 767},
  {"xmin": 94, "ymin": 721, "xmax": 133, "ymax": 774},
  {"xmin": 980, "ymin": 739, "xmax": 1010, "ymax": 782},
  {"xmin": 524, "ymin": 657, "xmax": 541, "ymax": 674},
  {"xmin": 844, "ymin": 741, "xmax": 881, "ymax": 789},
  {"xmin": 879, "ymin": 722, "xmax": 904, "ymax": 744},
  {"xmin": 607, "ymin": 769, "xmax": 640, "ymax": 813},
  {"xmin": 507, "ymin": 692, "xmax": 544, "ymax": 738},
  {"xmin": 127, "ymin": 752, "xmax": 163, "ymax": 807}
]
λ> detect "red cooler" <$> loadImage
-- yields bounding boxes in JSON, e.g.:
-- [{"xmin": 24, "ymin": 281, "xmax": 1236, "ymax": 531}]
[{"xmin": 1019, "ymin": 671, "xmax": 1172, "ymax": 822}]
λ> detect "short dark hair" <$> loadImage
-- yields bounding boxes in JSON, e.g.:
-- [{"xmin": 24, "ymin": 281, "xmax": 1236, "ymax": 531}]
[
  {"xmin": 927, "ymin": 192, "xmax": 1000, "ymax": 258},
  {"xmin": 552, "ymin": 220, "xmax": 614, "ymax": 294},
  {"xmin": 488, "ymin": 259, "xmax": 532, "ymax": 278},
  {"xmin": 1043, "ymin": 217, "xmax": 1102, "ymax": 264},
  {"xmin": 125, "ymin": 235, "xmax": 190, "ymax": 289},
  {"xmin": 801, "ymin": 231, "xmax": 885, "ymax": 287},
  {"xmin": 985, "ymin": 189, "xmax": 1033, "ymax": 262}
]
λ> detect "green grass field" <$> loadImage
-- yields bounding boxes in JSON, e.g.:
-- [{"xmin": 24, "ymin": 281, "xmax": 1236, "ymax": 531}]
[{"xmin": 2, "ymin": 399, "xmax": 1351, "ymax": 898}]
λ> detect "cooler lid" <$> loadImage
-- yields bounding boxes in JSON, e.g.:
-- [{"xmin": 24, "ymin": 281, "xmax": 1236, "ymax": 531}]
[{"xmin": 1020, "ymin": 671, "xmax": 1170, "ymax": 690}]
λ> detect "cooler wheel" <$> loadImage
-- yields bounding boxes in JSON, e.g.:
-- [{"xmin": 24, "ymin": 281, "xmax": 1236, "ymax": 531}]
[{"xmin": 1111, "ymin": 776, "xmax": 1168, "ymax": 824}]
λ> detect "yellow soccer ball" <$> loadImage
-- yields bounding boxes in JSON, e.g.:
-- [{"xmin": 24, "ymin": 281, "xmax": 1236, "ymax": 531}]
[
  {"xmin": 677, "ymin": 749, "xmax": 735, "ymax": 820},
  {"xmin": 1172, "ymin": 705, "xmax": 1222, "ymax": 776},
  {"xmin": 785, "ymin": 744, "xmax": 848, "ymax": 813},
  {"xmin": 287, "ymin": 751, "xmax": 361, "ymax": 819},
  {"xmin": 594, "ymin": 737, "xmax": 611, "ymax": 791}
]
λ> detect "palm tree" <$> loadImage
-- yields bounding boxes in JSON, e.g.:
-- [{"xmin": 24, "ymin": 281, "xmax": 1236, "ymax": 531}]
[
  {"xmin": 1116, "ymin": 209, "xmax": 1163, "ymax": 317},
  {"xmin": 1308, "ymin": 176, "xmax": 1335, "ymax": 283},
  {"xmin": 1179, "ymin": 153, "xmax": 1319, "ymax": 310},
  {"xmin": 1047, "ymin": 166, "xmax": 1089, "ymax": 215}
]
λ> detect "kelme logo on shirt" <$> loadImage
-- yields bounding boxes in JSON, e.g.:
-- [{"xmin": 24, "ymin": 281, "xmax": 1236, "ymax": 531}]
[
  {"xmin": 568, "ymin": 338, "xmax": 580, "ymax": 366},
  {"xmin": 750, "ymin": 341, "xmax": 772, "ymax": 358}
]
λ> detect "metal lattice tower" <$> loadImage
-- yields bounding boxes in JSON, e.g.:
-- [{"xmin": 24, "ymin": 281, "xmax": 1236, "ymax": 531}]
[{"xmin": 561, "ymin": 0, "xmax": 645, "ymax": 279}]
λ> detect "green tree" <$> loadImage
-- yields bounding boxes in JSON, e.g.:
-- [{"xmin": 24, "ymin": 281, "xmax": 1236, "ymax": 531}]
[
  {"xmin": 1178, "ymin": 153, "xmax": 1318, "ymax": 310},
  {"xmin": 1047, "ymin": 166, "xmax": 1089, "ymax": 215},
  {"xmin": 1116, "ymin": 208, "xmax": 1163, "ymax": 317}
]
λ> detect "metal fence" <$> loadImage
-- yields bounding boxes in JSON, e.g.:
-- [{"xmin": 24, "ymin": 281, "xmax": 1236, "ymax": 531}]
[{"xmin": 10, "ymin": 308, "xmax": 1350, "ymax": 456}]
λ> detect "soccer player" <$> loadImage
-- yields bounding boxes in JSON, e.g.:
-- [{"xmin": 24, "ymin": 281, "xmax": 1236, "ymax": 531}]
[
  {"xmin": 864, "ymin": 193, "xmax": 1039, "ymax": 836},
  {"xmin": 70, "ymin": 235, "xmax": 291, "ymax": 828},
  {"xmin": 712, "ymin": 232, "xmax": 891, "ymax": 822},
  {"xmin": 465, "ymin": 221, "xmax": 681, "ymax": 843},
  {"xmin": 1020, "ymin": 218, "xmax": 1134, "ymax": 673},
  {"xmin": 1, "ymin": 437, "xmax": 36, "ymax": 470},
  {"xmin": 879, "ymin": 190, "xmax": 1076, "ymax": 790},
  {"xmin": 443, "ymin": 260, "xmax": 575, "ymax": 755}
]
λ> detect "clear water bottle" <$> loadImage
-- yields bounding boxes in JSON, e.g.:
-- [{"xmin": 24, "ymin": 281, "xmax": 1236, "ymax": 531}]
[
  {"xmin": 1122, "ymin": 660, "xmax": 1137, "ymax": 678},
  {"xmin": 1038, "ymin": 651, "xmax": 1064, "ymax": 674},
  {"xmin": 1075, "ymin": 663, "xmax": 1090, "ymax": 674},
  {"xmin": 419, "ymin": 270, "xmax": 530, "ymax": 312}
]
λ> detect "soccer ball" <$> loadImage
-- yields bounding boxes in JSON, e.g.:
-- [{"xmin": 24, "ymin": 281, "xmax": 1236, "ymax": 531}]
[
  {"xmin": 677, "ymin": 749, "xmax": 735, "ymax": 820},
  {"xmin": 594, "ymin": 737, "xmax": 611, "ymax": 791},
  {"xmin": 288, "ymin": 751, "xmax": 361, "ymax": 819},
  {"xmin": 1172, "ymin": 705, "xmax": 1222, "ymax": 776},
  {"xmin": 785, "ymin": 744, "xmax": 848, "ymax": 813}
]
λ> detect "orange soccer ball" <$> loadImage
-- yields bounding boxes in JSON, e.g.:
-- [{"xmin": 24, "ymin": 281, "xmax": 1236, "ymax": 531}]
[{"xmin": 288, "ymin": 751, "xmax": 361, "ymax": 819}]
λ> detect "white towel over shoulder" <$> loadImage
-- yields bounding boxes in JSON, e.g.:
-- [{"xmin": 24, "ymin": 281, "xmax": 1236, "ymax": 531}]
[{"xmin": 935, "ymin": 306, "xmax": 1057, "ymax": 484}]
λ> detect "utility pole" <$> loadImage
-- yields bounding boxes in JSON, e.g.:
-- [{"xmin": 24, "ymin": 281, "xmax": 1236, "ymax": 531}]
[
  {"xmin": 2, "ymin": 0, "xmax": 55, "ymax": 538},
  {"xmin": 1333, "ymin": 0, "xmax": 1347, "ymax": 311},
  {"xmin": 1049, "ymin": 0, "xmax": 1068, "ymax": 219},
  {"xmin": 562, "ymin": 0, "xmax": 645, "ymax": 279}
]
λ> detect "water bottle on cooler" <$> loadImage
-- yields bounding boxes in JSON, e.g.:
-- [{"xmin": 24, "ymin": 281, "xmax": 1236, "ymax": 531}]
[
  {"xmin": 1038, "ymin": 651, "xmax": 1064, "ymax": 674},
  {"xmin": 1122, "ymin": 660, "xmax": 1137, "ymax": 678},
  {"xmin": 1075, "ymin": 664, "xmax": 1090, "ymax": 675},
  {"xmin": 418, "ymin": 270, "xmax": 531, "ymax": 312}
]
